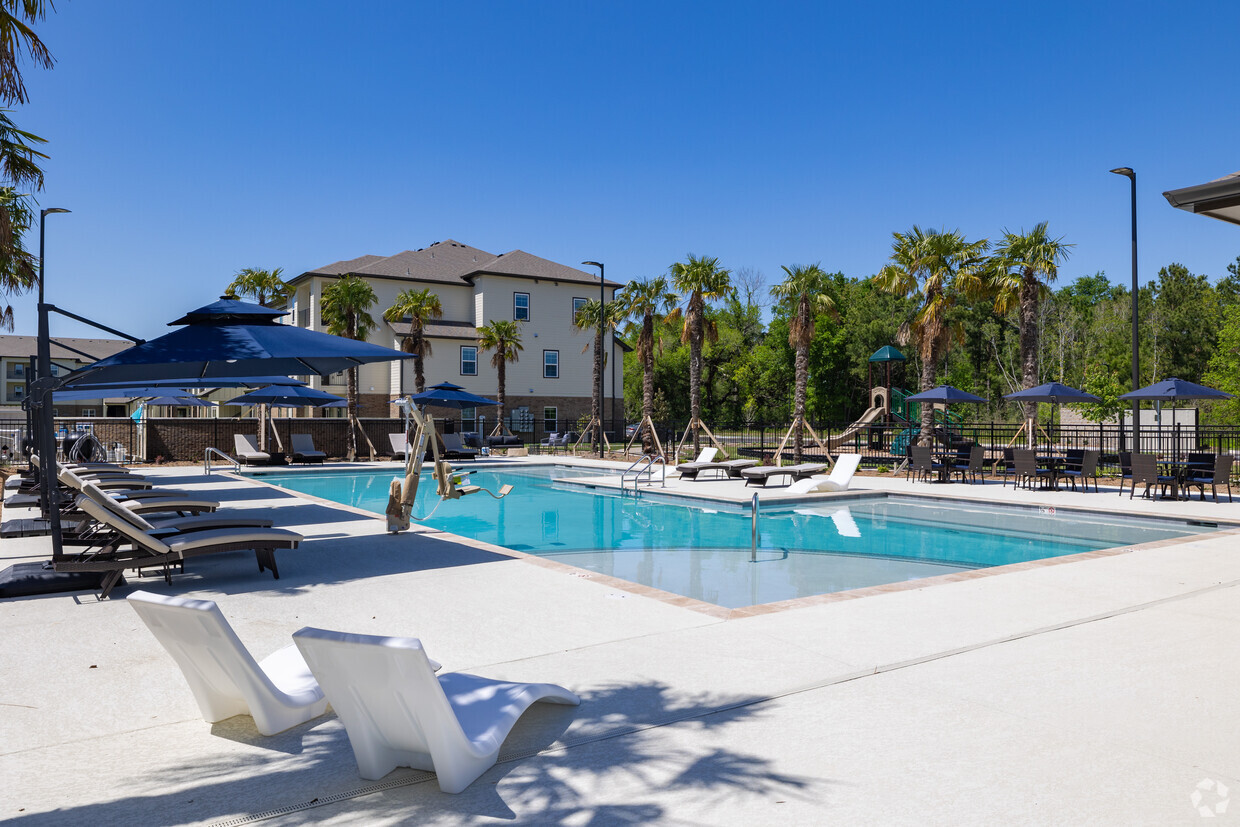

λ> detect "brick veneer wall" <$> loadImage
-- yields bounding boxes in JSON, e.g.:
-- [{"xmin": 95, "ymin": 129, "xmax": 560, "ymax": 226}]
[{"xmin": 39, "ymin": 395, "xmax": 620, "ymax": 462}]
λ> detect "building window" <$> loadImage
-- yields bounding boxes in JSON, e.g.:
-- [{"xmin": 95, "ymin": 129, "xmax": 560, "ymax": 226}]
[
  {"xmin": 543, "ymin": 406, "xmax": 557, "ymax": 431},
  {"xmin": 572, "ymin": 297, "xmax": 587, "ymax": 319},
  {"xmin": 49, "ymin": 364, "xmax": 59, "ymax": 377},
  {"xmin": 460, "ymin": 346, "xmax": 478, "ymax": 376},
  {"xmin": 13, "ymin": 362, "xmax": 23, "ymax": 376},
  {"xmin": 543, "ymin": 350, "xmax": 559, "ymax": 379},
  {"xmin": 11, "ymin": 384, "xmax": 22, "ymax": 400},
  {"xmin": 81, "ymin": 408, "xmax": 96, "ymax": 417},
  {"xmin": 514, "ymin": 292, "xmax": 530, "ymax": 321}
]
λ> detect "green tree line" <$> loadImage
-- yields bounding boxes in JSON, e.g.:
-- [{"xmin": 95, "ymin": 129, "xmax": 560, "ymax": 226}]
[{"xmin": 620, "ymin": 244, "xmax": 1240, "ymax": 429}]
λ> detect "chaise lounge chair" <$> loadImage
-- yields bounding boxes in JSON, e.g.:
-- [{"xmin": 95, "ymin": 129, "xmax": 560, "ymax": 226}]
[
  {"xmin": 741, "ymin": 462, "xmax": 828, "ymax": 487},
  {"xmin": 76, "ymin": 478, "xmax": 273, "ymax": 535},
  {"xmin": 680, "ymin": 458, "xmax": 761, "ymax": 480},
  {"xmin": 234, "ymin": 434, "xmax": 271, "ymax": 465},
  {"xmin": 292, "ymin": 626, "xmax": 580, "ymax": 793},
  {"xmin": 128, "ymin": 591, "xmax": 329, "ymax": 736},
  {"xmin": 440, "ymin": 432, "xmax": 479, "ymax": 460},
  {"xmin": 675, "ymin": 447, "xmax": 719, "ymax": 477},
  {"xmin": 785, "ymin": 454, "xmax": 862, "ymax": 493},
  {"xmin": 289, "ymin": 433, "xmax": 327, "ymax": 464},
  {"xmin": 64, "ymin": 495, "xmax": 301, "ymax": 598},
  {"xmin": 388, "ymin": 433, "xmax": 408, "ymax": 460}
]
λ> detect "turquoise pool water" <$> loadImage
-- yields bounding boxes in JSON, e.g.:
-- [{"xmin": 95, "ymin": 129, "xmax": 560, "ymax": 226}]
[{"xmin": 252, "ymin": 464, "xmax": 1215, "ymax": 608}]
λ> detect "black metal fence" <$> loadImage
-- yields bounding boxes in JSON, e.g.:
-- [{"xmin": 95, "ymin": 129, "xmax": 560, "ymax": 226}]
[{"xmin": 4, "ymin": 415, "xmax": 1239, "ymax": 477}]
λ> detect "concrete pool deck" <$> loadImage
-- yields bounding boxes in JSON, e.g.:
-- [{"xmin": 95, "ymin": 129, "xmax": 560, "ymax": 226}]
[{"xmin": 3, "ymin": 459, "xmax": 1240, "ymax": 824}]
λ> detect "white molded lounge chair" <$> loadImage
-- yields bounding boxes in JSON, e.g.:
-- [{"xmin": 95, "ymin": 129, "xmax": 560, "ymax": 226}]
[
  {"xmin": 388, "ymin": 433, "xmax": 408, "ymax": 460},
  {"xmin": 233, "ymin": 434, "xmax": 271, "ymax": 465},
  {"xmin": 128, "ymin": 591, "xmax": 328, "ymax": 735},
  {"xmin": 292, "ymin": 627, "xmax": 580, "ymax": 793},
  {"xmin": 289, "ymin": 433, "xmax": 327, "ymax": 464},
  {"xmin": 785, "ymin": 454, "xmax": 862, "ymax": 494}
]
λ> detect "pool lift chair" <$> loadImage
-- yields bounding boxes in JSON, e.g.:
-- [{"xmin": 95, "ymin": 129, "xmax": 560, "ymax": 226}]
[{"xmin": 386, "ymin": 398, "xmax": 513, "ymax": 533}]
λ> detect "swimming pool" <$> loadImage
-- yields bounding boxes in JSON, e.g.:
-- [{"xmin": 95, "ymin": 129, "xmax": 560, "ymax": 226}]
[{"xmin": 252, "ymin": 464, "xmax": 1217, "ymax": 609}]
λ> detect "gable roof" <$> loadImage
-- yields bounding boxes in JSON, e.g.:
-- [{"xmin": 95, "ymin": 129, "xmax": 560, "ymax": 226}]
[
  {"xmin": 297, "ymin": 240, "xmax": 621, "ymax": 288},
  {"xmin": 465, "ymin": 249, "xmax": 617, "ymax": 286}
]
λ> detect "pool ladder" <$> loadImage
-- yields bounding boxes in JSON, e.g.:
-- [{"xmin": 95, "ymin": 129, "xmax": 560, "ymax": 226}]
[{"xmin": 622, "ymin": 454, "xmax": 665, "ymax": 496}]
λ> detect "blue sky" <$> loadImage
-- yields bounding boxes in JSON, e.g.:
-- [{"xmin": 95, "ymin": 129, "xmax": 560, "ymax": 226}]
[{"xmin": 13, "ymin": 1, "xmax": 1240, "ymax": 341}]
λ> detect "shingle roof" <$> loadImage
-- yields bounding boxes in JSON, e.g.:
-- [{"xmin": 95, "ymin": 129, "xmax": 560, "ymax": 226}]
[
  {"xmin": 299, "ymin": 240, "xmax": 620, "ymax": 287},
  {"xmin": 0, "ymin": 335, "xmax": 132, "ymax": 362},
  {"xmin": 464, "ymin": 249, "xmax": 619, "ymax": 286},
  {"xmin": 307, "ymin": 254, "xmax": 387, "ymax": 276}
]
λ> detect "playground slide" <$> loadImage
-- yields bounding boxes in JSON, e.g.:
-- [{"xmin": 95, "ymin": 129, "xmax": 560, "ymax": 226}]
[{"xmin": 826, "ymin": 406, "xmax": 884, "ymax": 449}]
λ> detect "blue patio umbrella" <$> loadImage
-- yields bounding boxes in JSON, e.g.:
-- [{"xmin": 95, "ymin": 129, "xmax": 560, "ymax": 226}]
[
  {"xmin": 1005, "ymin": 382, "xmax": 1102, "ymax": 405},
  {"xmin": 1120, "ymin": 378, "xmax": 1233, "ymax": 459},
  {"xmin": 904, "ymin": 385, "xmax": 988, "ymax": 404},
  {"xmin": 143, "ymin": 395, "xmax": 214, "ymax": 407},
  {"xmin": 1119, "ymin": 378, "xmax": 1233, "ymax": 401},
  {"xmin": 1005, "ymin": 382, "xmax": 1101, "ymax": 442},
  {"xmin": 63, "ymin": 376, "xmax": 306, "ymax": 393},
  {"xmin": 406, "ymin": 382, "xmax": 499, "ymax": 410},
  {"xmin": 63, "ymin": 297, "xmax": 415, "ymax": 387},
  {"xmin": 225, "ymin": 384, "xmax": 348, "ymax": 408}
]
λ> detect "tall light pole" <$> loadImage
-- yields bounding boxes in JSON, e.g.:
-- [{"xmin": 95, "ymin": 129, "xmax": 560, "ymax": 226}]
[
  {"xmin": 1110, "ymin": 167, "xmax": 1139, "ymax": 452},
  {"xmin": 36, "ymin": 207, "xmax": 71, "ymax": 522},
  {"xmin": 582, "ymin": 261, "xmax": 605, "ymax": 458}
]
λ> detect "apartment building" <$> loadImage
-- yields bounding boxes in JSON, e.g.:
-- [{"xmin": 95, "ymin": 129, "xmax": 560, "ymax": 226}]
[
  {"xmin": 286, "ymin": 240, "xmax": 627, "ymax": 429},
  {"xmin": 0, "ymin": 335, "xmax": 134, "ymax": 417}
]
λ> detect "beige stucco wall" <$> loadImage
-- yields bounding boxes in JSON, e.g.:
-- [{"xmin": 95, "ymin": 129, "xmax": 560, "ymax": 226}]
[{"xmin": 292, "ymin": 272, "xmax": 621, "ymax": 407}]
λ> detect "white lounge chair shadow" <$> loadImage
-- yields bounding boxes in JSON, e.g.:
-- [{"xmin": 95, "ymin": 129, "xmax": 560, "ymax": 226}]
[
  {"xmin": 128, "ymin": 591, "xmax": 328, "ymax": 736},
  {"xmin": 293, "ymin": 626, "xmax": 580, "ymax": 793},
  {"xmin": 785, "ymin": 454, "xmax": 862, "ymax": 494}
]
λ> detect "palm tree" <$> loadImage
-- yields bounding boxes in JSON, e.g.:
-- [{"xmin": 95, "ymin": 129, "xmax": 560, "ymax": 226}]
[
  {"xmin": 0, "ymin": 0, "xmax": 55, "ymax": 318},
  {"xmin": 669, "ymin": 254, "xmax": 732, "ymax": 455},
  {"xmin": 225, "ymin": 267, "xmax": 291, "ymax": 307},
  {"xmin": 771, "ymin": 264, "xmax": 838, "ymax": 463},
  {"xmin": 989, "ymin": 222, "xmax": 1073, "ymax": 420},
  {"xmin": 0, "ymin": 185, "xmax": 34, "ymax": 329},
  {"xmin": 617, "ymin": 276, "xmax": 679, "ymax": 452},
  {"xmin": 383, "ymin": 287, "xmax": 443, "ymax": 394},
  {"xmin": 477, "ymin": 320, "xmax": 523, "ymax": 432},
  {"xmin": 320, "ymin": 275, "xmax": 378, "ymax": 460},
  {"xmin": 872, "ymin": 227, "xmax": 989, "ymax": 442},
  {"xmin": 573, "ymin": 298, "xmax": 623, "ymax": 450},
  {"xmin": 0, "ymin": 2, "xmax": 55, "ymax": 106}
]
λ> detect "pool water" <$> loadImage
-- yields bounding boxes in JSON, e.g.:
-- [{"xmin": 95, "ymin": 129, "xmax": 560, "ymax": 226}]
[{"xmin": 253, "ymin": 464, "xmax": 1215, "ymax": 609}]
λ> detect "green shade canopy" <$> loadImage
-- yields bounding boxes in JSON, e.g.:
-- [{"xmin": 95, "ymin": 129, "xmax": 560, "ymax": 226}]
[{"xmin": 869, "ymin": 346, "xmax": 906, "ymax": 363}]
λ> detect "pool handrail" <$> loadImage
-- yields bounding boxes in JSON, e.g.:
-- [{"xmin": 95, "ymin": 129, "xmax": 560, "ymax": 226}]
[
  {"xmin": 622, "ymin": 454, "xmax": 665, "ymax": 495},
  {"xmin": 204, "ymin": 447, "xmax": 241, "ymax": 475}
]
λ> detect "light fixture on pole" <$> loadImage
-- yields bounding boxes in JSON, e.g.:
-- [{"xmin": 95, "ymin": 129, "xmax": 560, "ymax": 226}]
[
  {"xmin": 36, "ymin": 207, "xmax": 71, "ymax": 519},
  {"xmin": 1110, "ymin": 167, "xmax": 1139, "ymax": 452},
  {"xmin": 582, "ymin": 260, "xmax": 605, "ymax": 459}
]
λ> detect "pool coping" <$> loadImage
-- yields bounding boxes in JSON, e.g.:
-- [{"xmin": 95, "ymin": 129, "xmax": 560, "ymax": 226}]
[{"xmin": 227, "ymin": 462, "xmax": 1240, "ymax": 622}]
